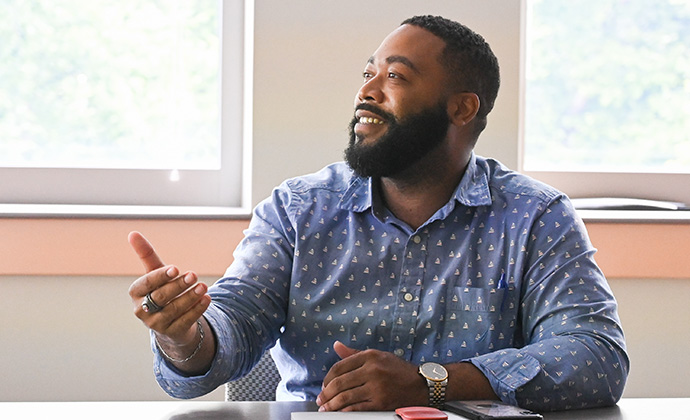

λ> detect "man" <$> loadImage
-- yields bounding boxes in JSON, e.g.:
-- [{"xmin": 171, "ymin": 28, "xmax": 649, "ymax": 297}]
[{"xmin": 129, "ymin": 15, "xmax": 628, "ymax": 412}]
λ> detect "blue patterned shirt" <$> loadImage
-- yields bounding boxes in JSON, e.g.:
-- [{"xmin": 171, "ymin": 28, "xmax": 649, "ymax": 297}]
[{"xmin": 153, "ymin": 155, "xmax": 629, "ymax": 411}]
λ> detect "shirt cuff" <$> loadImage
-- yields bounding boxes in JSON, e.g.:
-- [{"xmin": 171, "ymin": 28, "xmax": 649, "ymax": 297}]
[
  {"xmin": 151, "ymin": 305, "xmax": 235, "ymax": 399},
  {"xmin": 467, "ymin": 350, "xmax": 541, "ymax": 406}
]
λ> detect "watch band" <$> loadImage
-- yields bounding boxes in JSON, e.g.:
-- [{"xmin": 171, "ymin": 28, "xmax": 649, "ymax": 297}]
[
  {"xmin": 419, "ymin": 362, "xmax": 448, "ymax": 408},
  {"xmin": 427, "ymin": 378, "xmax": 447, "ymax": 408}
]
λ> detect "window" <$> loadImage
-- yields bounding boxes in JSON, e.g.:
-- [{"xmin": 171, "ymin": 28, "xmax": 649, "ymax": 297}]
[
  {"xmin": 0, "ymin": 0, "xmax": 253, "ymax": 216},
  {"xmin": 521, "ymin": 0, "xmax": 690, "ymax": 206}
]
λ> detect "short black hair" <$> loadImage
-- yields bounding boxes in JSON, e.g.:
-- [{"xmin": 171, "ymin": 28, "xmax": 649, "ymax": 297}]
[{"xmin": 401, "ymin": 15, "xmax": 500, "ymax": 137}]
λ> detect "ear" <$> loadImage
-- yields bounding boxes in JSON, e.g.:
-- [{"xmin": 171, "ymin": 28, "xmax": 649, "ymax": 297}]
[{"xmin": 447, "ymin": 92, "xmax": 480, "ymax": 127}]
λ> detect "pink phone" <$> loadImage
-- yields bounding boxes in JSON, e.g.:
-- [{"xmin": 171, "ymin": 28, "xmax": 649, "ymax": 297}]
[{"xmin": 395, "ymin": 406, "xmax": 448, "ymax": 420}]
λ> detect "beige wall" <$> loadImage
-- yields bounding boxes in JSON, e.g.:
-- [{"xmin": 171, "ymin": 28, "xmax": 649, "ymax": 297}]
[
  {"xmin": 1, "ymin": 0, "xmax": 689, "ymax": 402},
  {"xmin": 2, "ymin": 218, "xmax": 690, "ymax": 401}
]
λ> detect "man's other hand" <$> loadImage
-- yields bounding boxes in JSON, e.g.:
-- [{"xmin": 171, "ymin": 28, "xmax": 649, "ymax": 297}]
[{"xmin": 316, "ymin": 341, "xmax": 427, "ymax": 411}]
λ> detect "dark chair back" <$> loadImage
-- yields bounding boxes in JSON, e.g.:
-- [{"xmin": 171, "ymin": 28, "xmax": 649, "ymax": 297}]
[{"xmin": 225, "ymin": 351, "xmax": 281, "ymax": 401}]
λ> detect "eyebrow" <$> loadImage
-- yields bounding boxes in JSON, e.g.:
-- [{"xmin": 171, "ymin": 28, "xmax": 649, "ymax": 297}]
[{"xmin": 367, "ymin": 55, "xmax": 421, "ymax": 74}]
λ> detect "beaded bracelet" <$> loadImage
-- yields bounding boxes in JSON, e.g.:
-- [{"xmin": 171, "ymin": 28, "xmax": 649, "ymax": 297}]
[{"xmin": 155, "ymin": 319, "xmax": 205, "ymax": 364}]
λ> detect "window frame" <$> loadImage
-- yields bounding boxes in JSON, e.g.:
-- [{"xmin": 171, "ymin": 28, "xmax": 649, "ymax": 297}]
[
  {"xmin": 518, "ymin": 0, "xmax": 690, "ymax": 208},
  {"xmin": 0, "ymin": 0, "xmax": 254, "ymax": 218}
]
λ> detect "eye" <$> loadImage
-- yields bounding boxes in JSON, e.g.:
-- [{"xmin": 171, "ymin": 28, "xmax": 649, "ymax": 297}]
[{"xmin": 388, "ymin": 71, "xmax": 407, "ymax": 82}]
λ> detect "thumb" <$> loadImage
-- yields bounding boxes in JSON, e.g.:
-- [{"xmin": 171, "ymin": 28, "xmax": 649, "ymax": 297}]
[
  {"xmin": 128, "ymin": 231, "xmax": 165, "ymax": 273},
  {"xmin": 333, "ymin": 340, "xmax": 360, "ymax": 360}
]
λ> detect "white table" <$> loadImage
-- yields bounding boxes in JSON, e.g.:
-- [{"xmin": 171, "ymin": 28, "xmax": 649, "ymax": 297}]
[{"xmin": 0, "ymin": 398, "xmax": 687, "ymax": 420}]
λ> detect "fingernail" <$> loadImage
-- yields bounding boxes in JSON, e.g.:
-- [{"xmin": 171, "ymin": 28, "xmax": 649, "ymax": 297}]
[
  {"xmin": 184, "ymin": 273, "xmax": 195, "ymax": 285},
  {"xmin": 166, "ymin": 266, "xmax": 178, "ymax": 278},
  {"xmin": 194, "ymin": 284, "xmax": 205, "ymax": 295}
]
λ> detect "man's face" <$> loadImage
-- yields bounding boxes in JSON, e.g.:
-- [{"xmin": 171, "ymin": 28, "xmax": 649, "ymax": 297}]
[
  {"xmin": 344, "ymin": 24, "xmax": 451, "ymax": 178},
  {"xmin": 345, "ymin": 100, "xmax": 449, "ymax": 178}
]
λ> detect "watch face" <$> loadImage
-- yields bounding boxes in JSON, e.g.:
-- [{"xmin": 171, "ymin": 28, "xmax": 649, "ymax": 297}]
[{"xmin": 420, "ymin": 363, "xmax": 448, "ymax": 381}]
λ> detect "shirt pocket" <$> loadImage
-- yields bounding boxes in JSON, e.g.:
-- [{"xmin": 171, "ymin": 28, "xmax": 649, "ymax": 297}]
[
  {"xmin": 438, "ymin": 286, "xmax": 510, "ymax": 361},
  {"xmin": 450, "ymin": 286, "xmax": 506, "ymax": 313}
]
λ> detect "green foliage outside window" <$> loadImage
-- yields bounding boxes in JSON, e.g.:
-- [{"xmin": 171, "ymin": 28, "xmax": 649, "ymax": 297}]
[
  {"xmin": 0, "ymin": 0, "xmax": 219, "ymax": 169},
  {"xmin": 524, "ymin": 0, "xmax": 690, "ymax": 173}
]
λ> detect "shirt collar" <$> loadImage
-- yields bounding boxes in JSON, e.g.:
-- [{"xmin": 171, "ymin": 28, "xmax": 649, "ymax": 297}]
[
  {"xmin": 337, "ymin": 153, "xmax": 492, "ymax": 214},
  {"xmin": 453, "ymin": 153, "xmax": 492, "ymax": 207},
  {"xmin": 338, "ymin": 174, "xmax": 373, "ymax": 213}
]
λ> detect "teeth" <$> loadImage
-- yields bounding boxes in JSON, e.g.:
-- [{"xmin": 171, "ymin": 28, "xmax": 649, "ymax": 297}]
[{"xmin": 359, "ymin": 117, "xmax": 384, "ymax": 125}]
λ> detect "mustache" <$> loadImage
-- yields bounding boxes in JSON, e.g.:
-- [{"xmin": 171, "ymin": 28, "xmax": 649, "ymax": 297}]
[{"xmin": 354, "ymin": 103, "xmax": 396, "ymax": 122}]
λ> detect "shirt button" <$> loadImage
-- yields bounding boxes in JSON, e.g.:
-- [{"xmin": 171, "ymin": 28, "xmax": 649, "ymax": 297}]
[
  {"xmin": 413, "ymin": 235, "xmax": 421, "ymax": 244},
  {"xmin": 394, "ymin": 348, "xmax": 405, "ymax": 357},
  {"xmin": 403, "ymin": 293, "xmax": 414, "ymax": 302}
]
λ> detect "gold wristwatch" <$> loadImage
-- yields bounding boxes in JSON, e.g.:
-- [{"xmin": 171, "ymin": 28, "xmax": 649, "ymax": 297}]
[{"xmin": 419, "ymin": 362, "xmax": 448, "ymax": 408}]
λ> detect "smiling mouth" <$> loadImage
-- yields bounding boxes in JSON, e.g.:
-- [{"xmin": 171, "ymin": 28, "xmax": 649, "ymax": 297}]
[{"xmin": 358, "ymin": 116, "xmax": 385, "ymax": 125}]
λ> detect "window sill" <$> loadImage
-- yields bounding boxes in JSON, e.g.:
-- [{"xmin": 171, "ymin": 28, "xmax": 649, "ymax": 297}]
[
  {"xmin": 0, "ymin": 204, "xmax": 252, "ymax": 219},
  {"xmin": 578, "ymin": 209, "xmax": 690, "ymax": 224},
  {"xmin": 3, "ymin": 205, "xmax": 688, "ymax": 223}
]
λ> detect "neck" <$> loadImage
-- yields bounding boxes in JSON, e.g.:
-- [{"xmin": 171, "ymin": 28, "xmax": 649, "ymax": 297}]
[{"xmin": 379, "ymin": 146, "xmax": 471, "ymax": 230}]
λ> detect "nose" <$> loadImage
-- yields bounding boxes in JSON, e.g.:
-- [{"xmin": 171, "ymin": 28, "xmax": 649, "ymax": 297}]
[{"xmin": 355, "ymin": 75, "xmax": 384, "ymax": 105}]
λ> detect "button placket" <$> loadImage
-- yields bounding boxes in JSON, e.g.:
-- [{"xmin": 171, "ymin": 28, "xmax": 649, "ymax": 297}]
[{"xmin": 389, "ymin": 232, "xmax": 428, "ymax": 359}]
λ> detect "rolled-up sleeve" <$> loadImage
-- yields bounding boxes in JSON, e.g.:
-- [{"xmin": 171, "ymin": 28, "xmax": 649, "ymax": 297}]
[
  {"xmin": 469, "ymin": 197, "xmax": 629, "ymax": 411},
  {"xmin": 152, "ymin": 184, "xmax": 296, "ymax": 399}
]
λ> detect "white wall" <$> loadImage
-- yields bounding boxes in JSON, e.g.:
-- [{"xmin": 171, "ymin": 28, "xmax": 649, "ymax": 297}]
[
  {"xmin": 1, "ymin": 275, "xmax": 688, "ymax": 401},
  {"xmin": 0, "ymin": 277, "xmax": 223, "ymax": 401},
  {"xmin": 0, "ymin": 275, "xmax": 223, "ymax": 401},
  {"xmin": 608, "ymin": 278, "xmax": 690, "ymax": 398}
]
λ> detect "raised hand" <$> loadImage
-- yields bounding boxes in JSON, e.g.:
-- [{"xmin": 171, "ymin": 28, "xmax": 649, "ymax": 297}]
[{"xmin": 127, "ymin": 231, "xmax": 214, "ymax": 374}]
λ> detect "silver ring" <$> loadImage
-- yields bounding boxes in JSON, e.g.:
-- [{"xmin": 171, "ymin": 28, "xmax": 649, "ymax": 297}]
[{"xmin": 142, "ymin": 292, "xmax": 163, "ymax": 313}]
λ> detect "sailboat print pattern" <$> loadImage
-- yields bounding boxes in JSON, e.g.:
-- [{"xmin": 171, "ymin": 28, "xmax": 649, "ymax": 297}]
[{"xmin": 154, "ymin": 156, "xmax": 628, "ymax": 411}]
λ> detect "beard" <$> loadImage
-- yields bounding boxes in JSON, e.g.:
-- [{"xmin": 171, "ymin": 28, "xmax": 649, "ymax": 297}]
[{"xmin": 344, "ymin": 101, "xmax": 450, "ymax": 179}]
